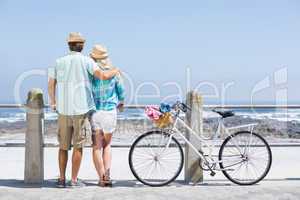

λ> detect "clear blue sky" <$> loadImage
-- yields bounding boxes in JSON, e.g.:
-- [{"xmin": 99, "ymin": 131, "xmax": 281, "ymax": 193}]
[{"xmin": 0, "ymin": 0, "xmax": 300, "ymax": 104}]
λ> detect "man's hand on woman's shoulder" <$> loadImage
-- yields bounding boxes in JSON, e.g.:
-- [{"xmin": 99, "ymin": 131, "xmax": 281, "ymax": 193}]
[{"xmin": 93, "ymin": 67, "xmax": 120, "ymax": 80}]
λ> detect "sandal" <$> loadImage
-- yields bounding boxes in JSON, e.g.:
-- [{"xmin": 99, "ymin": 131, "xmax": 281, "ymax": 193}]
[
  {"xmin": 56, "ymin": 178, "xmax": 66, "ymax": 188},
  {"xmin": 98, "ymin": 180, "xmax": 105, "ymax": 187},
  {"xmin": 103, "ymin": 170, "xmax": 112, "ymax": 187},
  {"xmin": 98, "ymin": 178, "xmax": 106, "ymax": 187}
]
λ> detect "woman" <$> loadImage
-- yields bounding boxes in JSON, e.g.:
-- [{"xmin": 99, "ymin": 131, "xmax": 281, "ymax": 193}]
[{"xmin": 89, "ymin": 44, "xmax": 125, "ymax": 187}]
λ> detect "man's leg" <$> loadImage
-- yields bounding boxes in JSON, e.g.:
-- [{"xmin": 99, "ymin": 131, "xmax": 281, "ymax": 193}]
[
  {"xmin": 57, "ymin": 115, "xmax": 72, "ymax": 183},
  {"xmin": 71, "ymin": 147, "xmax": 83, "ymax": 182},
  {"xmin": 58, "ymin": 149, "xmax": 68, "ymax": 181},
  {"xmin": 92, "ymin": 130, "xmax": 105, "ymax": 181},
  {"xmin": 71, "ymin": 114, "xmax": 88, "ymax": 183}
]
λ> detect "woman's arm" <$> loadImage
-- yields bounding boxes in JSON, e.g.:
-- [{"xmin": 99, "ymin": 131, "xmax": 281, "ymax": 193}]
[{"xmin": 115, "ymin": 74, "xmax": 125, "ymax": 102}]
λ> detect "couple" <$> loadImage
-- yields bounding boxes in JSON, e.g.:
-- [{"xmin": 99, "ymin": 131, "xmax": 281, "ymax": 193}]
[{"xmin": 48, "ymin": 32, "xmax": 125, "ymax": 188}]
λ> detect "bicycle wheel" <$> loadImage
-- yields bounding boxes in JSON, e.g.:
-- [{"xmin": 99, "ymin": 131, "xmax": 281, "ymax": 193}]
[
  {"xmin": 219, "ymin": 131, "xmax": 272, "ymax": 185},
  {"xmin": 129, "ymin": 130, "xmax": 184, "ymax": 187}
]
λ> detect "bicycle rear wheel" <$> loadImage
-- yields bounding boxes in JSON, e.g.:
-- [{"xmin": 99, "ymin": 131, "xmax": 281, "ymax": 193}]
[
  {"xmin": 129, "ymin": 130, "xmax": 184, "ymax": 187},
  {"xmin": 219, "ymin": 131, "xmax": 272, "ymax": 185}
]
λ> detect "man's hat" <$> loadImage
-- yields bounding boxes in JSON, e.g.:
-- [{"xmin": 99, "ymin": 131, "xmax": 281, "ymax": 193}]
[{"xmin": 67, "ymin": 32, "xmax": 86, "ymax": 43}]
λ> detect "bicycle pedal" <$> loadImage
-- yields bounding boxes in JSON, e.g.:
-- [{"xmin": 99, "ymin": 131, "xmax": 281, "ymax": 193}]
[
  {"xmin": 198, "ymin": 150, "xmax": 208, "ymax": 157},
  {"xmin": 210, "ymin": 171, "xmax": 216, "ymax": 176}
]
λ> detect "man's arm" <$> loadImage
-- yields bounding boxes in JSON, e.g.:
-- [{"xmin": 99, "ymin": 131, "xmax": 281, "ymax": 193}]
[
  {"xmin": 48, "ymin": 78, "xmax": 57, "ymax": 110},
  {"xmin": 86, "ymin": 58, "xmax": 120, "ymax": 80},
  {"xmin": 93, "ymin": 67, "xmax": 120, "ymax": 80}
]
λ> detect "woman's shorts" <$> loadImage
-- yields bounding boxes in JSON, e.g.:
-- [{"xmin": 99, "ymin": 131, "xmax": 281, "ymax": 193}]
[{"xmin": 91, "ymin": 109, "xmax": 117, "ymax": 133}]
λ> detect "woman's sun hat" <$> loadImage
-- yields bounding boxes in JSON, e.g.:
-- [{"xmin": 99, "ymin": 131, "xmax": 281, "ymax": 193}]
[
  {"xmin": 90, "ymin": 44, "xmax": 109, "ymax": 60},
  {"xmin": 67, "ymin": 32, "xmax": 86, "ymax": 43}
]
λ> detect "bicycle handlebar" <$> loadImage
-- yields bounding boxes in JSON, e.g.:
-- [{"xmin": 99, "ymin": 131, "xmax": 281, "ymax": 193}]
[{"xmin": 172, "ymin": 101, "xmax": 191, "ymax": 113}]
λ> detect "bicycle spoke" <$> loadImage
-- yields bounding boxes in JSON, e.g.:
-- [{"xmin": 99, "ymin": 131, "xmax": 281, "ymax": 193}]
[
  {"xmin": 129, "ymin": 132, "xmax": 184, "ymax": 186},
  {"xmin": 134, "ymin": 159, "xmax": 154, "ymax": 171},
  {"xmin": 220, "ymin": 132, "xmax": 272, "ymax": 185},
  {"xmin": 145, "ymin": 160, "xmax": 156, "ymax": 180}
]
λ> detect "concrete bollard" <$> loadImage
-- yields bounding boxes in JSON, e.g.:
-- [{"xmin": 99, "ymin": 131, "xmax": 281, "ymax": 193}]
[
  {"xmin": 184, "ymin": 91, "xmax": 203, "ymax": 184},
  {"xmin": 24, "ymin": 88, "xmax": 44, "ymax": 184}
]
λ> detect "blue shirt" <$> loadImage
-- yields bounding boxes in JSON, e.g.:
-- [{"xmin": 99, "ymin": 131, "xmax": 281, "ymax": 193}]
[{"xmin": 91, "ymin": 64, "xmax": 125, "ymax": 111}]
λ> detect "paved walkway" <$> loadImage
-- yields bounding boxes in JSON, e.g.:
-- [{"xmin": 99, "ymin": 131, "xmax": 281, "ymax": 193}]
[
  {"xmin": 0, "ymin": 179, "xmax": 299, "ymax": 200},
  {"xmin": 0, "ymin": 147, "xmax": 299, "ymax": 199},
  {"xmin": 1, "ymin": 147, "xmax": 299, "ymax": 180}
]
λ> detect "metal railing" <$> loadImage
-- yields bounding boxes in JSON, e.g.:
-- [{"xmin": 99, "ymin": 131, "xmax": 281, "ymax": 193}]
[{"xmin": 2, "ymin": 104, "xmax": 300, "ymax": 109}]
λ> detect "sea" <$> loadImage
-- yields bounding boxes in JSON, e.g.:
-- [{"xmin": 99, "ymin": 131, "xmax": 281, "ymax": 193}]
[{"xmin": 0, "ymin": 107, "xmax": 300, "ymax": 123}]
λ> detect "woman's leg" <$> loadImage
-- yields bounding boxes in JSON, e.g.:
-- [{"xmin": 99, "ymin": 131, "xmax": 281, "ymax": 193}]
[
  {"xmin": 92, "ymin": 130, "xmax": 105, "ymax": 181},
  {"xmin": 101, "ymin": 109, "xmax": 116, "ymax": 186},
  {"xmin": 101, "ymin": 133, "xmax": 113, "ymax": 186},
  {"xmin": 102, "ymin": 133, "xmax": 112, "ymax": 172}
]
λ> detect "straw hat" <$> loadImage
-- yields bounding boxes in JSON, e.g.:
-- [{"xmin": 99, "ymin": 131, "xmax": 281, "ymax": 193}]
[
  {"xmin": 90, "ymin": 44, "xmax": 109, "ymax": 60},
  {"xmin": 67, "ymin": 32, "xmax": 85, "ymax": 43}
]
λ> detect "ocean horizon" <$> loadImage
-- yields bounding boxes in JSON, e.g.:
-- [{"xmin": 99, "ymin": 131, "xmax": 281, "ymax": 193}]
[
  {"xmin": 0, "ymin": 98, "xmax": 299, "ymax": 123},
  {"xmin": 0, "ymin": 106, "xmax": 300, "ymax": 123}
]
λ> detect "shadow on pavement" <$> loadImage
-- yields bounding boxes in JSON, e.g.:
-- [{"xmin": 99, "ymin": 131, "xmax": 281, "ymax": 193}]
[
  {"xmin": 1, "ymin": 178, "xmax": 298, "ymax": 189},
  {"xmin": 86, "ymin": 180, "xmax": 234, "ymax": 188},
  {"xmin": 0, "ymin": 179, "xmax": 233, "ymax": 188},
  {"xmin": 0, "ymin": 179, "xmax": 56, "ymax": 188}
]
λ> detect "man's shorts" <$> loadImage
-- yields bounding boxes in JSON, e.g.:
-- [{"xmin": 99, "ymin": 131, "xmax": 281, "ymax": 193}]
[
  {"xmin": 91, "ymin": 109, "xmax": 117, "ymax": 133},
  {"xmin": 57, "ymin": 113, "xmax": 90, "ymax": 150}
]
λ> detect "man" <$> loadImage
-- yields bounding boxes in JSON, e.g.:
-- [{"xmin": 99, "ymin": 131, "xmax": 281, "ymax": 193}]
[{"xmin": 48, "ymin": 32, "xmax": 119, "ymax": 188}]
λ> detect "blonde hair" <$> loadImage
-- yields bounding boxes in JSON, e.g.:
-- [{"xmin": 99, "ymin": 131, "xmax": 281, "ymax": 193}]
[{"xmin": 96, "ymin": 58, "xmax": 113, "ymax": 70}]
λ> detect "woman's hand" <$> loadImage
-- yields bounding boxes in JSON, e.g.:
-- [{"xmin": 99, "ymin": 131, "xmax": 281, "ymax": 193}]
[
  {"xmin": 50, "ymin": 100, "xmax": 56, "ymax": 111},
  {"xmin": 117, "ymin": 102, "xmax": 124, "ymax": 112},
  {"xmin": 50, "ymin": 103, "xmax": 56, "ymax": 111}
]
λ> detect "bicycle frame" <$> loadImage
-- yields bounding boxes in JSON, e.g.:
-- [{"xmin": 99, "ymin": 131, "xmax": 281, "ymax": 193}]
[{"xmin": 166, "ymin": 110, "xmax": 258, "ymax": 170}]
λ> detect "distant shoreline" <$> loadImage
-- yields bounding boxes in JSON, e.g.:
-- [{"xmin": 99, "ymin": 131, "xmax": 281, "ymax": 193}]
[{"xmin": 0, "ymin": 116, "xmax": 300, "ymax": 146}]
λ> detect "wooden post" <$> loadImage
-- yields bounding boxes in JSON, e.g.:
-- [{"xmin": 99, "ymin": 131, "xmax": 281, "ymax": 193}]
[
  {"xmin": 24, "ymin": 88, "xmax": 44, "ymax": 184},
  {"xmin": 184, "ymin": 91, "xmax": 203, "ymax": 184}
]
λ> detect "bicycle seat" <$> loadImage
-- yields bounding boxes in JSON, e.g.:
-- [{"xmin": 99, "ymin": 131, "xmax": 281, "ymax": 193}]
[{"xmin": 212, "ymin": 110, "xmax": 235, "ymax": 118}]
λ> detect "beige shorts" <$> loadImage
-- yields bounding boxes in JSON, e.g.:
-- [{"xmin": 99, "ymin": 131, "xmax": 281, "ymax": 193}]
[{"xmin": 57, "ymin": 113, "xmax": 90, "ymax": 150}]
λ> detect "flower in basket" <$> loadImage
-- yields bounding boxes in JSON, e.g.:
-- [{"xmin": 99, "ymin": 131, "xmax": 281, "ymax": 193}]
[
  {"xmin": 145, "ymin": 105, "xmax": 162, "ymax": 121},
  {"xmin": 159, "ymin": 103, "xmax": 171, "ymax": 113},
  {"xmin": 145, "ymin": 104, "xmax": 173, "ymax": 128}
]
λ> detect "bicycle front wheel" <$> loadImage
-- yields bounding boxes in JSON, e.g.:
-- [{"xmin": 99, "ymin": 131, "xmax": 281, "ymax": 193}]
[
  {"xmin": 219, "ymin": 131, "xmax": 272, "ymax": 185},
  {"xmin": 129, "ymin": 130, "xmax": 184, "ymax": 187}
]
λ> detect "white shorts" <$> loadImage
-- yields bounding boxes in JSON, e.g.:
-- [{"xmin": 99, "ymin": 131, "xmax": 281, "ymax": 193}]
[{"xmin": 91, "ymin": 109, "xmax": 117, "ymax": 133}]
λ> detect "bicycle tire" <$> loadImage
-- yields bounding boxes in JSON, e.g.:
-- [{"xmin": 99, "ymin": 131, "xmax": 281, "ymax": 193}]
[
  {"xmin": 129, "ymin": 130, "xmax": 184, "ymax": 187},
  {"xmin": 219, "ymin": 131, "xmax": 272, "ymax": 185}
]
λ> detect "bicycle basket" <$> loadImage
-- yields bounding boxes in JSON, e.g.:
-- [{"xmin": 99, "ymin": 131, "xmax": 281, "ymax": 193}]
[
  {"xmin": 145, "ymin": 105, "xmax": 173, "ymax": 128},
  {"xmin": 154, "ymin": 112, "xmax": 173, "ymax": 128}
]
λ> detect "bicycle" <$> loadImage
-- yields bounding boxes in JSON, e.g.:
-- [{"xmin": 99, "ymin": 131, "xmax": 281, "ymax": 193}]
[{"xmin": 128, "ymin": 102, "xmax": 272, "ymax": 186}]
